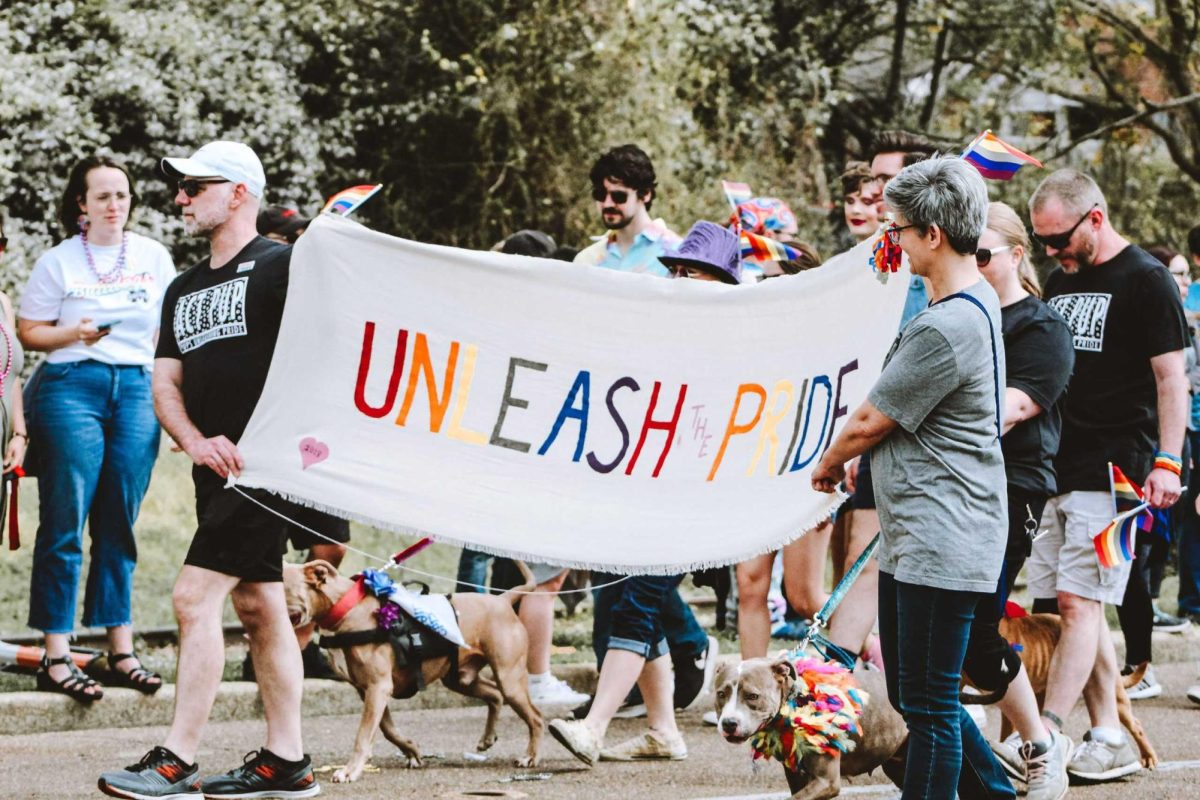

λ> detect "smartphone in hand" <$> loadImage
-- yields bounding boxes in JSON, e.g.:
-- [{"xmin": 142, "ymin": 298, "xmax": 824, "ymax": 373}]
[{"xmin": 96, "ymin": 320, "xmax": 123, "ymax": 332}]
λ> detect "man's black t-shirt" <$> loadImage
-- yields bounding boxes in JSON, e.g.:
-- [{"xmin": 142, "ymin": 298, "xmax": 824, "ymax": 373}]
[
  {"xmin": 156, "ymin": 236, "xmax": 290, "ymax": 444},
  {"xmin": 1043, "ymin": 244, "xmax": 1189, "ymax": 492},
  {"xmin": 1000, "ymin": 295, "xmax": 1074, "ymax": 496}
]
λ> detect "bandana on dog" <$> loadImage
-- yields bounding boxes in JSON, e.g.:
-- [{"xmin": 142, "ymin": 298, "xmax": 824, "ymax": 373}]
[{"xmin": 748, "ymin": 656, "xmax": 867, "ymax": 770}]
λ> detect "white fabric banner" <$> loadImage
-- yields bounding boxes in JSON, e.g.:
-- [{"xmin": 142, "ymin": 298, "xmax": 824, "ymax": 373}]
[{"xmin": 232, "ymin": 215, "xmax": 909, "ymax": 574}]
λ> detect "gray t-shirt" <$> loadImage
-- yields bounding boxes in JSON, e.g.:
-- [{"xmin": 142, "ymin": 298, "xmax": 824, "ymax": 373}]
[{"xmin": 869, "ymin": 279, "xmax": 1008, "ymax": 593}]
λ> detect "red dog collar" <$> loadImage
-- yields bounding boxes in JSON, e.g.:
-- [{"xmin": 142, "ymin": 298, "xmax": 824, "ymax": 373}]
[{"xmin": 315, "ymin": 575, "xmax": 367, "ymax": 630}]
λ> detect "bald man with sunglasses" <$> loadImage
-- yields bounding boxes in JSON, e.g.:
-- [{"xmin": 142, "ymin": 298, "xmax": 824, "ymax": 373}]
[{"xmin": 1024, "ymin": 168, "xmax": 1189, "ymax": 783}]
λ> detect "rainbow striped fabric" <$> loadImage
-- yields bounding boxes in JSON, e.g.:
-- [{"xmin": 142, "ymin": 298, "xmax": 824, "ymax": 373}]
[
  {"xmin": 322, "ymin": 184, "xmax": 383, "ymax": 216},
  {"xmin": 961, "ymin": 131, "xmax": 1043, "ymax": 181},
  {"xmin": 740, "ymin": 230, "xmax": 801, "ymax": 264},
  {"xmin": 1109, "ymin": 463, "xmax": 1154, "ymax": 532},
  {"xmin": 1095, "ymin": 510, "xmax": 1139, "ymax": 569},
  {"xmin": 722, "ymin": 180, "xmax": 753, "ymax": 210}
]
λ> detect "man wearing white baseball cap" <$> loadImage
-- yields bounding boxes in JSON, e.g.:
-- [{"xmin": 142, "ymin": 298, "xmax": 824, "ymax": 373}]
[{"xmin": 99, "ymin": 141, "xmax": 319, "ymax": 800}]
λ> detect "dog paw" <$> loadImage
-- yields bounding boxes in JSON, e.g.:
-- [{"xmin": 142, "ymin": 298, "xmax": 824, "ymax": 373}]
[
  {"xmin": 476, "ymin": 736, "xmax": 498, "ymax": 753},
  {"xmin": 514, "ymin": 755, "xmax": 538, "ymax": 768},
  {"xmin": 332, "ymin": 768, "xmax": 359, "ymax": 783},
  {"xmin": 405, "ymin": 756, "xmax": 423, "ymax": 769}
]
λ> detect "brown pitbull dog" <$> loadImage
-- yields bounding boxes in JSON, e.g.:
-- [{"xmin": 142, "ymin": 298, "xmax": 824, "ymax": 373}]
[
  {"xmin": 283, "ymin": 560, "xmax": 544, "ymax": 783},
  {"xmin": 961, "ymin": 612, "xmax": 1157, "ymax": 768},
  {"xmin": 714, "ymin": 656, "xmax": 907, "ymax": 800}
]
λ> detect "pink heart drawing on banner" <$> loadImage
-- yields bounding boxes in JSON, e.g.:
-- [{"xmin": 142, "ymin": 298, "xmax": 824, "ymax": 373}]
[{"xmin": 299, "ymin": 437, "xmax": 329, "ymax": 470}]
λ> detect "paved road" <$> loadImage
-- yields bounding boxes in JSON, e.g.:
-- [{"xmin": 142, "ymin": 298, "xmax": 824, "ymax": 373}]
[{"xmin": 4, "ymin": 662, "xmax": 1199, "ymax": 799}]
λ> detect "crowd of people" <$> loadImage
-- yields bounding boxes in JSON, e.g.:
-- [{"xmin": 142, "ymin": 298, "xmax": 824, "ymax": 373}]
[{"xmin": 0, "ymin": 132, "xmax": 1199, "ymax": 800}]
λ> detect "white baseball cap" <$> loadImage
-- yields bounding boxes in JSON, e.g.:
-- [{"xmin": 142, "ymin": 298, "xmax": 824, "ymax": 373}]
[{"xmin": 161, "ymin": 141, "xmax": 266, "ymax": 197}]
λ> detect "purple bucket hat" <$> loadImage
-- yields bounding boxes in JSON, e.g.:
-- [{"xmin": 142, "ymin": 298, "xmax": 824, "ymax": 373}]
[{"xmin": 659, "ymin": 221, "xmax": 742, "ymax": 285}]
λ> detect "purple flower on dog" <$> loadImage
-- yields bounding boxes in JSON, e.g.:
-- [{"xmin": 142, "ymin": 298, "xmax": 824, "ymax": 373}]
[{"xmin": 375, "ymin": 601, "xmax": 402, "ymax": 630}]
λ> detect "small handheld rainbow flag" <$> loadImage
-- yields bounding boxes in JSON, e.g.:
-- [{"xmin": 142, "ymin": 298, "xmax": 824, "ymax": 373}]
[
  {"xmin": 322, "ymin": 184, "xmax": 383, "ymax": 216},
  {"xmin": 740, "ymin": 230, "xmax": 801, "ymax": 264},
  {"xmin": 722, "ymin": 180, "xmax": 753, "ymax": 211},
  {"xmin": 1108, "ymin": 463, "xmax": 1154, "ymax": 532},
  {"xmin": 869, "ymin": 231, "xmax": 903, "ymax": 276},
  {"xmin": 961, "ymin": 130, "xmax": 1043, "ymax": 181},
  {"xmin": 1094, "ymin": 503, "xmax": 1147, "ymax": 568}
]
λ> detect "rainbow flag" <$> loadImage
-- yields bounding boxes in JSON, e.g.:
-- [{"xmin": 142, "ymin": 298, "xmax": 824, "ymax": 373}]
[
  {"xmin": 961, "ymin": 130, "xmax": 1043, "ymax": 181},
  {"xmin": 1094, "ymin": 507, "xmax": 1142, "ymax": 568},
  {"xmin": 322, "ymin": 184, "xmax": 383, "ymax": 216},
  {"xmin": 1108, "ymin": 463, "xmax": 1154, "ymax": 532},
  {"xmin": 740, "ymin": 230, "xmax": 801, "ymax": 264},
  {"xmin": 722, "ymin": 180, "xmax": 753, "ymax": 211}
]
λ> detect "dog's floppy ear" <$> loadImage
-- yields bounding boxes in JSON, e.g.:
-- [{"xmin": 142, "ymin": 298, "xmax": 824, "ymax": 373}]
[
  {"xmin": 770, "ymin": 655, "xmax": 797, "ymax": 693},
  {"xmin": 304, "ymin": 559, "xmax": 338, "ymax": 586}
]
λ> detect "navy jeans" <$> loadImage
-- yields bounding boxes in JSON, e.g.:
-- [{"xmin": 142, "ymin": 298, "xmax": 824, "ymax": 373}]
[
  {"xmin": 27, "ymin": 362, "xmax": 160, "ymax": 633},
  {"xmin": 878, "ymin": 571, "xmax": 1015, "ymax": 800},
  {"xmin": 592, "ymin": 572, "xmax": 700, "ymax": 663}
]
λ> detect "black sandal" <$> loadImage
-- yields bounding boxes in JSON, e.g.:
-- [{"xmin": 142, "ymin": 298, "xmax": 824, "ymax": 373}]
[
  {"xmin": 36, "ymin": 654, "xmax": 103, "ymax": 703},
  {"xmin": 103, "ymin": 652, "xmax": 163, "ymax": 695}
]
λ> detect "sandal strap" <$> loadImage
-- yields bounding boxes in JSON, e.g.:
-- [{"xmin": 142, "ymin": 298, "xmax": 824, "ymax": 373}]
[
  {"xmin": 41, "ymin": 653, "xmax": 74, "ymax": 668},
  {"xmin": 108, "ymin": 652, "xmax": 137, "ymax": 666},
  {"xmin": 126, "ymin": 666, "xmax": 160, "ymax": 682}
]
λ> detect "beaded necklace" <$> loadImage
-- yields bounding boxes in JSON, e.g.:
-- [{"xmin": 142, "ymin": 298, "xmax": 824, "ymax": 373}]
[
  {"xmin": 81, "ymin": 228, "xmax": 129, "ymax": 284},
  {"xmin": 0, "ymin": 321, "xmax": 11, "ymax": 398}
]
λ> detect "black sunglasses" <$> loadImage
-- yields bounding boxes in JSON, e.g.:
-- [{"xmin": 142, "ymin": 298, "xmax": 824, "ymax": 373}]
[
  {"xmin": 592, "ymin": 187, "xmax": 631, "ymax": 204},
  {"xmin": 177, "ymin": 178, "xmax": 230, "ymax": 198},
  {"xmin": 1031, "ymin": 204, "xmax": 1098, "ymax": 250}
]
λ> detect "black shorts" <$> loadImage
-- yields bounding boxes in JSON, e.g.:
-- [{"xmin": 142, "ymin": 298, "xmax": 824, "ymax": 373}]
[
  {"xmin": 850, "ymin": 450, "xmax": 876, "ymax": 510},
  {"xmin": 184, "ymin": 468, "xmax": 290, "ymax": 582},
  {"xmin": 281, "ymin": 502, "xmax": 351, "ymax": 551}
]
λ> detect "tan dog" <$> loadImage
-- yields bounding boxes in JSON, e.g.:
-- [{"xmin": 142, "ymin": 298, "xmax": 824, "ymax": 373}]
[
  {"xmin": 714, "ymin": 656, "xmax": 907, "ymax": 800},
  {"xmin": 962, "ymin": 612, "xmax": 1157, "ymax": 768},
  {"xmin": 283, "ymin": 560, "xmax": 544, "ymax": 783}
]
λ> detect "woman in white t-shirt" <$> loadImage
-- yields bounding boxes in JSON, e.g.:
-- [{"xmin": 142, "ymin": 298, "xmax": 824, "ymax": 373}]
[{"xmin": 17, "ymin": 156, "xmax": 176, "ymax": 703}]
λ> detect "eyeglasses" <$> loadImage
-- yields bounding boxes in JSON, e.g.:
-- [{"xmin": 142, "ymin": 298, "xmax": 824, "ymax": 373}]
[
  {"xmin": 975, "ymin": 245, "xmax": 1013, "ymax": 267},
  {"xmin": 1031, "ymin": 204, "xmax": 1098, "ymax": 250},
  {"xmin": 592, "ymin": 187, "xmax": 631, "ymax": 204},
  {"xmin": 177, "ymin": 178, "xmax": 230, "ymax": 198},
  {"xmin": 885, "ymin": 223, "xmax": 917, "ymax": 245}
]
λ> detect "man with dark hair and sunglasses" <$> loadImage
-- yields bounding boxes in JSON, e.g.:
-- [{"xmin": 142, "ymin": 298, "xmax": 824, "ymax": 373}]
[
  {"xmin": 98, "ymin": 141, "xmax": 320, "ymax": 800},
  {"xmin": 1025, "ymin": 168, "xmax": 1188, "ymax": 783},
  {"xmin": 572, "ymin": 144, "xmax": 682, "ymax": 276}
]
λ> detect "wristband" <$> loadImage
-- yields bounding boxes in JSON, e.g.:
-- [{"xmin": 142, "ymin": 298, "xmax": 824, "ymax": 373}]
[{"xmin": 1154, "ymin": 451, "xmax": 1182, "ymax": 476}]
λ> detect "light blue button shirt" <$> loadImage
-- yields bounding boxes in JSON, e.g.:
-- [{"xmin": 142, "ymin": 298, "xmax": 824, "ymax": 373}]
[{"xmin": 573, "ymin": 219, "xmax": 682, "ymax": 278}]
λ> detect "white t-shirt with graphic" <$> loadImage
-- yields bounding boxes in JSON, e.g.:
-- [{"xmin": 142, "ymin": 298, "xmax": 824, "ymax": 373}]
[{"xmin": 20, "ymin": 232, "xmax": 177, "ymax": 367}]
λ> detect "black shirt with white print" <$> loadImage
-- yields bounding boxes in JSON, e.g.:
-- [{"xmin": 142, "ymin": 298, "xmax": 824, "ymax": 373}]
[
  {"xmin": 1043, "ymin": 244, "xmax": 1189, "ymax": 492},
  {"xmin": 156, "ymin": 236, "xmax": 290, "ymax": 444}
]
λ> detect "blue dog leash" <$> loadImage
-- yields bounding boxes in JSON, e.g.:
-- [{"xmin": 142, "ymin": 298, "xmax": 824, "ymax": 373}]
[{"xmin": 790, "ymin": 530, "xmax": 880, "ymax": 668}]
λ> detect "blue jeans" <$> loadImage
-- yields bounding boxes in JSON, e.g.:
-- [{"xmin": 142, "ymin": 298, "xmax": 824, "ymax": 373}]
[
  {"xmin": 878, "ymin": 571, "xmax": 1015, "ymax": 800},
  {"xmin": 27, "ymin": 361, "xmax": 160, "ymax": 633},
  {"xmin": 1178, "ymin": 430, "xmax": 1200, "ymax": 615},
  {"xmin": 591, "ymin": 572, "xmax": 706, "ymax": 664}
]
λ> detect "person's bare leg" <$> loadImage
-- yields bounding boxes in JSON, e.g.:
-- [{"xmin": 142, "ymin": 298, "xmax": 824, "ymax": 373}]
[
  {"xmin": 827, "ymin": 509, "xmax": 880, "ymax": 655},
  {"xmin": 295, "ymin": 543, "xmax": 347, "ymax": 650},
  {"xmin": 583, "ymin": 648, "xmax": 647, "ymax": 741},
  {"xmin": 996, "ymin": 664, "xmax": 1051, "ymax": 742},
  {"xmin": 163, "ymin": 566, "xmax": 240, "ymax": 763},
  {"xmin": 1042, "ymin": 590, "xmax": 1104, "ymax": 728},
  {"xmin": 639, "ymin": 654, "xmax": 678, "ymax": 737},
  {"xmin": 736, "ymin": 552, "xmax": 775, "ymax": 659},
  {"xmin": 521, "ymin": 572, "xmax": 567, "ymax": 675},
  {"xmin": 232, "ymin": 581, "xmax": 305, "ymax": 761},
  {"xmin": 782, "ymin": 520, "xmax": 832, "ymax": 619},
  {"xmin": 1081, "ymin": 611, "xmax": 1122, "ymax": 729}
]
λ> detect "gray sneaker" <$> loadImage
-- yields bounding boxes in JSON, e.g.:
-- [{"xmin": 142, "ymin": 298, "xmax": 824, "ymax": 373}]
[
  {"xmin": 989, "ymin": 731, "xmax": 1026, "ymax": 782},
  {"xmin": 1067, "ymin": 730, "xmax": 1141, "ymax": 782},
  {"xmin": 1023, "ymin": 730, "xmax": 1071, "ymax": 800}
]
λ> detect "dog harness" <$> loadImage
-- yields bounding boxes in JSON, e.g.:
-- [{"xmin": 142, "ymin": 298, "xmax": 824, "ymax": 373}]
[{"xmin": 748, "ymin": 656, "xmax": 867, "ymax": 771}]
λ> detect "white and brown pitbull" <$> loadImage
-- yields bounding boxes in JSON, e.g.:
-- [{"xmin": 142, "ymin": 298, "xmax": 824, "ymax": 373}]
[
  {"xmin": 714, "ymin": 655, "xmax": 907, "ymax": 800},
  {"xmin": 283, "ymin": 560, "xmax": 544, "ymax": 783}
]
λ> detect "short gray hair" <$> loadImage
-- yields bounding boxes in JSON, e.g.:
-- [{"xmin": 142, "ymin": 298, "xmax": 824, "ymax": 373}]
[
  {"xmin": 1028, "ymin": 168, "xmax": 1108, "ymax": 218},
  {"xmin": 883, "ymin": 156, "xmax": 988, "ymax": 255}
]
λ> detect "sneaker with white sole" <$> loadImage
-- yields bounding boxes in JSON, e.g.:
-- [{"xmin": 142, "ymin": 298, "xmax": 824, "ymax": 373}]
[
  {"xmin": 1023, "ymin": 730, "xmax": 1071, "ymax": 800},
  {"xmin": 98, "ymin": 747, "xmax": 201, "ymax": 799},
  {"xmin": 989, "ymin": 730, "xmax": 1026, "ymax": 782},
  {"xmin": 1066, "ymin": 730, "xmax": 1141, "ymax": 782},
  {"xmin": 528, "ymin": 675, "xmax": 590, "ymax": 709},
  {"xmin": 1124, "ymin": 664, "xmax": 1163, "ymax": 700},
  {"xmin": 599, "ymin": 730, "xmax": 688, "ymax": 761},
  {"xmin": 1151, "ymin": 605, "xmax": 1190, "ymax": 633},
  {"xmin": 548, "ymin": 718, "xmax": 600, "ymax": 767}
]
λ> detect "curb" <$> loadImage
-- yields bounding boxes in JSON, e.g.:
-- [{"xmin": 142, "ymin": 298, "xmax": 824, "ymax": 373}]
[{"xmin": 5, "ymin": 628, "xmax": 1197, "ymax": 735}]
